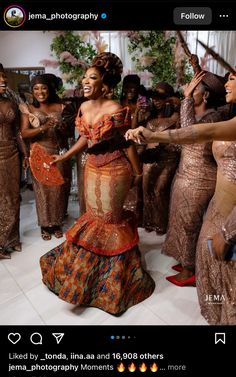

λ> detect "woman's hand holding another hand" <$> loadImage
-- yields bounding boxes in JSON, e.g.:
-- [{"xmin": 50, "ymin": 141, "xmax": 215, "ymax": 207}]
[{"xmin": 125, "ymin": 126, "xmax": 155, "ymax": 144}]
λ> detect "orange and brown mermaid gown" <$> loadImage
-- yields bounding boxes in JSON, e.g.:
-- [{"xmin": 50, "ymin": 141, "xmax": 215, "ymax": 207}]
[{"xmin": 40, "ymin": 107, "xmax": 155, "ymax": 315}]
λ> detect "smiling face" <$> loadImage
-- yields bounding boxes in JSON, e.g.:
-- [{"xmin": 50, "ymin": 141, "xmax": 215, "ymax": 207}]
[
  {"xmin": 123, "ymin": 82, "xmax": 139, "ymax": 102},
  {"xmin": 152, "ymin": 96, "xmax": 166, "ymax": 110},
  {"xmin": 32, "ymin": 83, "xmax": 49, "ymax": 103},
  {"xmin": 82, "ymin": 67, "xmax": 104, "ymax": 100},
  {"xmin": 225, "ymin": 73, "xmax": 236, "ymax": 103},
  {"xmin": 0, "ymin": 71, "xmax": 7, "ymax": 95}
]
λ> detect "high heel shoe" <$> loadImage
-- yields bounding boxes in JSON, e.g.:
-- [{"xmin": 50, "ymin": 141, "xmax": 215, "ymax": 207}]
[
  {"xmin": 0, "ymin": 251, "xmax": 11, "ymax": 259},
  {"xmin": 166, "ymin": 274, "xmax": 196, "ymax": 287},
  {"xmin": 172, "ymin": 264, "xmax": 183, "ymax": 272},
  {"xmin": 41, "ymin": 227, "xmax": 52, "ymax": 241},
  {"xmin": 12, "ymin": 244, "xmax": 22, "ymax": 252},
  {"xmin": 53, "ymin": 226, "xmax": 63, "ymax": 238}
]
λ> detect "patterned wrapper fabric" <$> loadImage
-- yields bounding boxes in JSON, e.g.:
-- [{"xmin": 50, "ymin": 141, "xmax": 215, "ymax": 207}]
[{"xmin": 40, "ymin": 107, "xmax": 155, "ymax": 315}]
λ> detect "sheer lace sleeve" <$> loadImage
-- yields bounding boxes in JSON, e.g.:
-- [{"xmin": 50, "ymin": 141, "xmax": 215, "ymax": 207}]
[
  {"xmin": 180, "ymin": 98, "xmax": 195, "ymax": 128},
  {"xmin": 167, "ymin": 127, "xmax": 199, "ymax": 144}
]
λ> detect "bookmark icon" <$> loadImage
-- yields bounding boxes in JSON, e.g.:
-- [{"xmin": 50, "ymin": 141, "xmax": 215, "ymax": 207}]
[{"xmin": 52, "ymin": 333, "xmax": 64, "ymax": 344}]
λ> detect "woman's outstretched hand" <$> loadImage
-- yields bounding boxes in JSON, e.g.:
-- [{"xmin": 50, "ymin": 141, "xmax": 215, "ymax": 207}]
[
  {"xmin": 50, "ymin": 154, "xmax": 65, "ymax": 165},
  {"xmin": 125, "ymin": 126, "xmax": 154, "ymax": 144}
]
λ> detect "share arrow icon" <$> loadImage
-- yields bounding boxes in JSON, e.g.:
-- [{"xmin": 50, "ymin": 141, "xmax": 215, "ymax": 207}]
[{"xmin": 52, "ymin": 333, "xmax": 64, "ymax": 344}]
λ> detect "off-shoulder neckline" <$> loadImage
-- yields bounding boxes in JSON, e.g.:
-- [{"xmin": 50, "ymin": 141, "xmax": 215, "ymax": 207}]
[
  {"xmin": 28, "ymin": 104, "xmax": 63, "ymax": 115},
  {"xmin": 78, "ymin": 106, "xmax": 129, "ymax": 127}
]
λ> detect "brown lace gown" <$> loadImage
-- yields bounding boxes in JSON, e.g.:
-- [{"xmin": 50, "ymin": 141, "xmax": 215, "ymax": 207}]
[
  {"xmin": 123, "ymin": 106, "xmax": 151, "ymax": 226},
  {"xmin": 162, "ymin": 98, "xmax": 226, "ymax": 268},
  {"xmin": 196, "ymin": 141, "xmax": 236, "ymax": 324},
  {"xmin": 0, "ymin": 99, "xmax": 20, "ymax": 250},
  {"xmin": 61, "ymin": 98, "xmax": 86, "ymax": 216},
  {"xmin": 142, "ymin": 113, "xmax": 180, "ymax": 234},
  {"xmin": 20, "ymin": 106, "xmax": 71, "ymax": 229}
]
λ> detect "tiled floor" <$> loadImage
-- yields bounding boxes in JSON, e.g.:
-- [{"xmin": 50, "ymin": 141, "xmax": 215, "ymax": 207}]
[{"xmin": 0, "ymin": 188, "xmax": 207, "ymax": 326}]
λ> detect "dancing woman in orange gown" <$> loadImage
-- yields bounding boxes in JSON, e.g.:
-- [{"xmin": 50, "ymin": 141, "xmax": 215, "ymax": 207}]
[{"xmin": 40, "ymin": 53, "xmax": 155, "ymax": 315}]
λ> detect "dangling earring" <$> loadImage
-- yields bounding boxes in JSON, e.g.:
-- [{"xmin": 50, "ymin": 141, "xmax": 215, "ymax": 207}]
[{"xmin": 101, "ymin": 87, "xmax": 107, "ymax": 97}]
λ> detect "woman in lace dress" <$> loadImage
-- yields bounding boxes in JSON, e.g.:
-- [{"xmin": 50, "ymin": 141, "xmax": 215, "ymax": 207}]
[
  {"xmin": 40, "ymin": 53, "xmax": 155, "ymax": 315},
  {"xmin": 125, "ymin": 71, "xmax": 236, "ymax": 324},
  {"xmin": 142, "ymin": 83, "xmax": 180, "ymax": 234},
  {"xmin": 162, "ymin": 71, "xmax": 228, "ymax": 286},
  {"xmin": 0, "ymin": 63, "xmax": 26, "ymax": 259},
  {"xmin": 120, "ymin": 74, "xmax": 152, "ymax": 225},
  {"xmin": 20, "ymin": 74, "xmax": 71, "ymax": 240}
]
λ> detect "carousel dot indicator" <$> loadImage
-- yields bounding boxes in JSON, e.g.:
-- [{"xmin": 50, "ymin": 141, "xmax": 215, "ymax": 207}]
[{"xmin": 101, "ymin": 13, "xmax": 107, "ymax": 19}]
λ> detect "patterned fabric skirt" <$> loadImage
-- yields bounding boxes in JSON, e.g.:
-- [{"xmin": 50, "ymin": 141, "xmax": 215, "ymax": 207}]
[
  {"xmin": 196, "ymin": 198, "xmax": 236, "ymax": 324},
  {"xmin": 40, "ymin": 242, "xmax": 155, "ymax": 315},
  {"xmin": 40, "ymin": 156, "xmax": 155, "ymax": 314}
]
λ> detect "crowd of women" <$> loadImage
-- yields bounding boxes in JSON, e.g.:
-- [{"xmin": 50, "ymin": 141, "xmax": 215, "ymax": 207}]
[{"xmin": 0, "ymin": 49, "xmax": 235, "ymax": 324}]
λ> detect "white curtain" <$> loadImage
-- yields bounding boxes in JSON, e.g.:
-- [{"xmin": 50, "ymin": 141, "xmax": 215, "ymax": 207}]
[
  {"xmin": 100, "ymin": 31, "xmax": 133, "ymax": 76},
  {"xmin": 186, "ymin": 30, "xmax": 236, "ymax": 75}
]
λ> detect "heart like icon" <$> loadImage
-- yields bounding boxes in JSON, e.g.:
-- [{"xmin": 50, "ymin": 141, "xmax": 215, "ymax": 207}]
[{"xmin": 8, "ymin": 333, "xmax": 21, "ymax": 344}]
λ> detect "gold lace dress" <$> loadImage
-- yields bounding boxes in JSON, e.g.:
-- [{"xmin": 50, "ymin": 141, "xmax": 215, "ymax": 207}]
[
  {"xmin": 162, "ymin": 98, "xmax": 225, "ymax": 268},
  {"xmin": 196, "ymin": 140, "xmax": 236, "ymax": 324}
]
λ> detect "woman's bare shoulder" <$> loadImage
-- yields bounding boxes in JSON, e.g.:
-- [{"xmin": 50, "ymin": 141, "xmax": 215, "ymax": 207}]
[
  {"xmin": 103, "ymin": 100, "xmax": 122, "ymax": 113},
  {"xmin": 80, "ymin": 99, "xmax": 121, "ymax": 113},
  {"xmin": 80, "ymin": 101, "xmax": 91, "ymax": 113}
]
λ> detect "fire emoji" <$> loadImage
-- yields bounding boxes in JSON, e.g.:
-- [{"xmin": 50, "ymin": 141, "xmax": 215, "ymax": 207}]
[
  {"xmin": 128, "ymin": 363, "xmax": 136, "ymax": 372},
  {"xmin": 139, "ymin": 363, "xmax": 147, "ymax": 372},
  {"xmin": 117, "ymin": 363, "xmax": 125, "ymax": 372},
  {"xmin": 150, "ymin": 362, "xmax": 159, "ymax": 372}
]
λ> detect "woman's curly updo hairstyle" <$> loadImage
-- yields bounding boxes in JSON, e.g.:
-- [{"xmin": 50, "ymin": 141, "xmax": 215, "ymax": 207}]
[{"xmin": 91, "ymin": 52, "xmax": 123, "ymax": 89}]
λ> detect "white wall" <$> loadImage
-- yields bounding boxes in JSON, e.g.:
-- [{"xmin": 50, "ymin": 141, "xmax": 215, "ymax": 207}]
[
  {"xmin": 0, "ymin": 31, "xmax": 59, "ymax": 75},
  {"xmin": 186, "ymin": 30, "xmax": 236, "ymax": 76}
]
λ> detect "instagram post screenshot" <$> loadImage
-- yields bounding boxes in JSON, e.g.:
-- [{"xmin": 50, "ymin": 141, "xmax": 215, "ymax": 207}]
[{"xmin": 0, "ymin": 0, "xmax": 235, "ymax": 375}]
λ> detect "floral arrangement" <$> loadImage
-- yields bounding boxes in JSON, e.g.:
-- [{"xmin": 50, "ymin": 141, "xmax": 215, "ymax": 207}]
[
  {"xmin": 127, "ymin": 31, "xmax": 193, "ymax": 89},
  {"xmin": 40, "ymin": 31, "xmax": 109, "ymax": 88}
]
